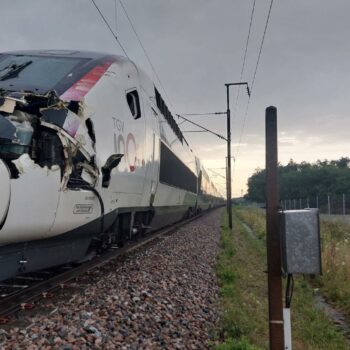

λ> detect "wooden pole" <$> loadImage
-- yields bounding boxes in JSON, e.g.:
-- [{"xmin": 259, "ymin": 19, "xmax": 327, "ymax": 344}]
[{"xmin": 265, "ymin": 106, "xmax": 284, "ymax": 350}]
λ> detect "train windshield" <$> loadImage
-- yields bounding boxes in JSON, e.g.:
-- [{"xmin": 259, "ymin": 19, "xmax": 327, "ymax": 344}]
[{"xmin": 0, "ymin": 54, "xmax": 88, "ymax": 94}]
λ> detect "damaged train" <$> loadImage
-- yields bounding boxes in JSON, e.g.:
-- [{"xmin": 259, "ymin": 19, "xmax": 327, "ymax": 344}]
[{"xmin": 0, "ymin": 50, "xmax": 223, "ymax": 281}]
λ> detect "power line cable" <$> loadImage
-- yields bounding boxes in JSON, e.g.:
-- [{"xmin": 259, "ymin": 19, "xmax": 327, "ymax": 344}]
[
  {"xmin": 240, "ymin": 0, "xmax": 256, "ymax": 84},
  {"xmin": 90, "ymin": 0, "xmax": 129, "ymax": 58},
  {"xmin": 114, "ymin": 0, "xmax": 118, "ymax": 35},
  {"xmin": 181, "ymin": 2, "xmax": 260, "ymax": 176},
  {"xmin": 233, "ymin": 0, "xmax": 256, "ymax": 117},
  {"xmin": 119, "ymin": 0, "xmax": 174, "ymax": 108},
  {"xmin": 234, "ymin": 0, "xmax": 274, "ymax": 164},
  {"xmin": 250, "ymin": 0, "xmax": 274, "ymax": 91},
  {"xmin": 181, "ymin": 112, "xmax": 226, "ymax": 116},
  {"xmin": 176, "ymin": 114, "xmax": 227, "ymax": 141}
]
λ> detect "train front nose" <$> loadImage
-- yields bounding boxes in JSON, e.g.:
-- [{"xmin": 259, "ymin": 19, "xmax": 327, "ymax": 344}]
[{"xmin": 0, "ymin": 160, "xmax": 10, "ymax": 229}]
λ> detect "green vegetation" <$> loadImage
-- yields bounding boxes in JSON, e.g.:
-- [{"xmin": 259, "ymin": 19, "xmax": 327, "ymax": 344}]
[
  {"xmin": 215, "ymin": 213, "xmax": 267, "ymax": 349},
  {"xmin": 215, "ymin": 337, "xmax": 261, "ymax": 350},
  {"xmin": 235, "ymin": 207, "xmax": 266, "ymax": 241},
  {"xmin": 317, "ymin": 217, "xmax": 350, "ymax": 317},
  {"xmin": 237, "ymin": 207, "xmax": 350, "ymax": 320},
  {"xmin": 215, "ymin": 207, "xmax": 349, "ymax": 349},
  {"xmin": 245, "ymin": 157, "xmax": 350, "ymax": 203}
]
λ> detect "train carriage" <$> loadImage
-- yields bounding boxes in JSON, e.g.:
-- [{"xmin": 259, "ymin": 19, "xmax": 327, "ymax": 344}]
[{"xmin": 0, "ymin": 50, "xmax": 222, "ymax": 281}]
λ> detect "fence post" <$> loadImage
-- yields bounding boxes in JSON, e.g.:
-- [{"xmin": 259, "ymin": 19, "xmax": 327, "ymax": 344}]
[
  {"xmin": 293, "ymin": 199, "xmax": 296, "ymax": 209},
  {"xmin": 299, "ymin": 198, "xmax": 302, "ymax": 209},
  {"xmin": 328, "ymin": 195, "xmax": 331, "ymax": 215},
  {"xmin": 307, "ymin": 197, "xmax": 309, "ymax": 208},
  {"xmin": 343, "ymin": 193, "xmax": 346, "ymax": 215},
  {"xmin": 316, "ymin": 196, "xmax": 319, "ymax": 209}
]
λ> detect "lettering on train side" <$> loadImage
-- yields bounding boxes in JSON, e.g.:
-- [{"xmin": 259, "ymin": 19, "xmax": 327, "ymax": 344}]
[
  {"xmin": 112, "ymin": 117, "xmax": 124, "ymax": 132},
  {"xmin": 113, "ymin": 131, "xmax": 141, "ymax": 172}
]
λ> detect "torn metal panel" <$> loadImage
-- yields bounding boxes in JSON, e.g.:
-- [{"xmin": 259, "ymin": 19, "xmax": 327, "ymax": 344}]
[
  {"xmin": 40, "ymin": 109, "xmax": 68, "ymax": 129},
  {"xmin": 0, "ymin": 98, "xmax": 16, "ymax": 113},
  {"xmin": 57, "ymin": 133, "xmax": 73, "ymax": 190},
  {"xmin": 12, "ymin": 153, "xmax": 39, "ymax": 174},
  {"xmin": 41, "ymin": 108, "xmax": 95, "ymax": 157},
  {"xmin": 63, "ymin": 110, "xmax": 81, "ymax": 137},
  {"xmin": 0, "ymin": 83, "xmax": 102, "ymax": 248},
  {"xmin": 41, "ymin": 108, "xmax": 81, "ymax": 138},
  {"xmin": 39, "ymin": 101, "xmax": 99, "ymax": 191},
  {"xmin": 0, "ymin": 89, "xmax": 99, "ymax": 196},
  {"xmin": 79, "ymin": 162, "xmax": 99, "ymax": 187},
  {"xmin": 40, "ymin": 121, "xmax": 92, "ymax": 161}
]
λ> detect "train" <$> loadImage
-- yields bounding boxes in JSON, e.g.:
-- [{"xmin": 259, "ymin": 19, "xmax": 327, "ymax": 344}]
[{"xmin": 0, "ymin": 50, "xmax": 223, "ymax": 281}]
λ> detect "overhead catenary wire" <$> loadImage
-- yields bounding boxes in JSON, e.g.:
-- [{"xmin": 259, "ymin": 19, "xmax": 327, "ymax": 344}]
[
  {"xmin": 182, "ymin": 130, "xmax": 208, "ymax": 133},
  {"xmin": 114, "ymin": 0, "xmax": 118, "ymax": 35},
  {"xmin": 232, "ymin": 0, "xmax": 256, "ymax": 117},
  {"xmin": 181, "ymin": 112, "xmax": 226, "ymax": 116},
  {"xmin": 90, "ymin": 0, "xmax": 129, "ymax": 59},
  {"xmin": 239, "ymin": 0, "xmax": 256, "ymax": 84},
  {"xmin": 250, "ymin": 0, "xmax": 274, "ymax": 91},
  {"xmin": 90, "ymin": 1, "xmax": 223, "ymax": 193},
  {"xmin": 176, "ymin": 114, "xmax": 227, "ymax": 141},
  {"xmin": 234, "ymin": 0, "xmax": 274, "ymax": 163},
  {"xmin": 207, "ymin": 168, "xmax": 226, "ymax": 179},
  {"xmin": 118, "ymin": 0, "xmax": 174, "ymax": 108}
]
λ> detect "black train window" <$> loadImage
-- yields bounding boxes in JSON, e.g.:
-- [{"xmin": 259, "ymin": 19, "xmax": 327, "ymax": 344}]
[
  {"xmin": 126, "ymin": 90, "xmax": 141, "ymax": 119},
  {"xmin": 159, "ymin": 142, "xmax": 197, "ymax": 193}
]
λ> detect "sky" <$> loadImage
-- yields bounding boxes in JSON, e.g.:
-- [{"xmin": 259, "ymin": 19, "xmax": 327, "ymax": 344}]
[{"xmin": 1, "ymin": 0, "xmax": 350, "ymax": 197}]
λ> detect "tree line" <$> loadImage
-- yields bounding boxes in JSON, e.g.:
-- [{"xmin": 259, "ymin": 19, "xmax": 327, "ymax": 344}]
[{"xmin": 245, "ymin": 157, "xmax": 350, "ymax": 203}]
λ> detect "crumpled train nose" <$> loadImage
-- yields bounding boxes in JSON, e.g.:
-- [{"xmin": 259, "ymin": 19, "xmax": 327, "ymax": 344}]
[{"xmin": 0, "ymin": 160, "xmax": 10, "ymax": 229}]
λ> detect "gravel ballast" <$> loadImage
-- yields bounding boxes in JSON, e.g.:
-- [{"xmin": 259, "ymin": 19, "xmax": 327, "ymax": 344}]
[{"xmin": 1, "ymin": 209, "xmax": 222, "ymax": 349}]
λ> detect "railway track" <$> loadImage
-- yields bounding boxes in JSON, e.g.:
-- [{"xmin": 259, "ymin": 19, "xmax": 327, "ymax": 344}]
[{"xmin": 0, "ymin": 211, "xmax": 207, "ymax": 322}]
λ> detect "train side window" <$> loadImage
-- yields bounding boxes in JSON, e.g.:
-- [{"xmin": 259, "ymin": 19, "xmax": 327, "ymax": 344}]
[{"xmin": 126, "ymin": 90, "xmax": 141, "ymax": 119}]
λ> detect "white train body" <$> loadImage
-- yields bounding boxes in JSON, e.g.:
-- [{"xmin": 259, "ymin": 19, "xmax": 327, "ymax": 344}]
[{"xmin": 0, "ymin": 50, "xmax": 222, "ymax": 280}]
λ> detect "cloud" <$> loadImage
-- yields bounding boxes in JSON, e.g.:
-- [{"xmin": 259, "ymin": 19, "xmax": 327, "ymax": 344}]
[{"xmin": 1, "ymin": 0, "xmax": 350, "ymax": 196}]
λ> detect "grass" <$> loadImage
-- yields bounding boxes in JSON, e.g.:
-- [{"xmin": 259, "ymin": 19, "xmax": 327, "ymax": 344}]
[
  {"xmin": 215, "ymin": 207, "xmax": 349, "ymax": 349},
  {"xmin": 215, "ymin": 337, "xmax": 261, "ymax": 350},
  {"xmin": 235, "ymin": 207, "xmax": 266, "ymax": 242},
  {"xmin": 316, "ymin": 217, "xmax": 350, "ymax": 317},
  {"xmin": 215, "ymin": 213, "xmax": 267, "ymax": 349}
]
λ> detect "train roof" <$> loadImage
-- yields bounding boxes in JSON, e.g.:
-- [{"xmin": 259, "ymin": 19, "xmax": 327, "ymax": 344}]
[
  {"xmin": 1, "ymin": 49, "xmax": 126, "ymax": 62},
  {"xmin": 0, "ymin": 50, "xmax": 134, "ymax": 96}
]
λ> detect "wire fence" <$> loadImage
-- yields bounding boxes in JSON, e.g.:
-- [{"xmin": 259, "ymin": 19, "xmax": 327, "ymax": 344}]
[{"xmin": 281, "ymin": 194, "xmax": 350, "ymax": 215}]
